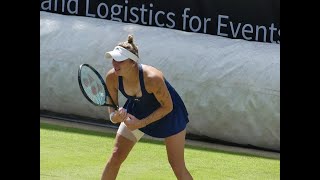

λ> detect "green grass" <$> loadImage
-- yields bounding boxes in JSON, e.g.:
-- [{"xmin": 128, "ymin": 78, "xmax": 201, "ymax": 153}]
[{"xmin": 40, "ymin": 122, "xmax": 280, "ymax": 180}]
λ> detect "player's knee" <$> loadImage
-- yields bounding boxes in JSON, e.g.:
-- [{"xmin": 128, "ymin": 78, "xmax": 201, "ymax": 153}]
[
  {"xmin": 168, "ymin": 157, "xmax": 175, "ymax": 168},
  {"xmin": 108, "ymin": 149, "xmax": 127, "ymax": 167}
]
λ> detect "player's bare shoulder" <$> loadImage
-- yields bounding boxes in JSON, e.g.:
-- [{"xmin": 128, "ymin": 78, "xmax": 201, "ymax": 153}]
[
  {"xmin": 142, "ymin": 64, "xmax": 164, "ymax": 79},
  {"xmin": 142, "ymin": 64, "xmax": 165, "ymax": 93},
  {"xmin": 106, "ymin": 68, "xmax": 118, "ymax": 88}
]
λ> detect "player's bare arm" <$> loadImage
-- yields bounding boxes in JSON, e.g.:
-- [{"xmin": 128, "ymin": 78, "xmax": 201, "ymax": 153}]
[{"xmin": 105, "ymin": 69, "xmax": 118, "ymax": 113}]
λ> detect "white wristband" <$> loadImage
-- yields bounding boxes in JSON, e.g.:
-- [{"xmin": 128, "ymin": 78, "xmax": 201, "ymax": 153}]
[{"xmin": 109, "ymin": 112, "xmax": 116, "ymax": 123}]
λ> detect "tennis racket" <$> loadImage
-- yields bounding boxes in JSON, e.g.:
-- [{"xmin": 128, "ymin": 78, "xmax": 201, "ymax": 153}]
[{"xmin": 78, "ymin": 63, "xmax": 119, "ymax": 110}]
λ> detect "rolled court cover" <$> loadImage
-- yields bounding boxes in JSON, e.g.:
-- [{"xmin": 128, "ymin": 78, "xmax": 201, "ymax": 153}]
[{"xmin": 40, "ymin": 11, "xmax": 279, "ymax": 151}]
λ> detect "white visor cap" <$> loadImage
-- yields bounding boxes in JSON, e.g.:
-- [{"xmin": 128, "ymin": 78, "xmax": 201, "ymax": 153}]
[{"xmin": 105, "ymin": 46, "xmax": 139, "ymax": 62}]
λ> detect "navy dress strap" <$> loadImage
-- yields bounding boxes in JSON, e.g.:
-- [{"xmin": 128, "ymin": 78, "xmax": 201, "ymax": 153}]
[
  {"xmin": 137, "ymin": 64, "xmax": 147, "ymax": 95},
  {"xmin": 118, "ymin": 76, "xmax": 128, "ymax": 99}
]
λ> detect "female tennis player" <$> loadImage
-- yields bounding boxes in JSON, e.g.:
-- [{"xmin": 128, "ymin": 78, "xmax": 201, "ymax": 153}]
[{"xmin": 101, "ymin": 35, "xmax": 193, "ymax": 180}]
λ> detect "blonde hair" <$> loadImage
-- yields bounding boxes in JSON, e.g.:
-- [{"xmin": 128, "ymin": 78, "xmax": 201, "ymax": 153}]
[{"xmin": 118, "ymin": 34, "xmax": 139, "ymax": 58}]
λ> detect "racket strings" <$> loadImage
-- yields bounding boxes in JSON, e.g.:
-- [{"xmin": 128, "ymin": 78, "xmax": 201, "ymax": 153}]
[{"xmin": 81, "ymin": 67, "xmax": 106, "ymax": 105}]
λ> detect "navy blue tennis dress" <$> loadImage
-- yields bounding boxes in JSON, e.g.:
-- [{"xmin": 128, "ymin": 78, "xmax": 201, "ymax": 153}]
[{"xmin": 119, "ymin": 64, "xmax": 189, "ymax": 138}]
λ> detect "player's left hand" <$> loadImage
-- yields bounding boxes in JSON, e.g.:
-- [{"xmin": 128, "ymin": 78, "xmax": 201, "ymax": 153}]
[{"xmin": 124, "ymin": 114, "xmax": 145, "ymax": 131}]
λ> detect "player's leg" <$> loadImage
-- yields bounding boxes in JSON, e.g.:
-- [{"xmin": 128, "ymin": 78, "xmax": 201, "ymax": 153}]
[
  {"xmin": 101, "ymin": 123, "xmax": 144, "ymax": 180},
  {"xmin": 101, "ymin": 133, "xmax": 134, "ymax": 180},
  {"xmin": 164, "ymin": 129, "xmax": 193, "ymax": 180}
]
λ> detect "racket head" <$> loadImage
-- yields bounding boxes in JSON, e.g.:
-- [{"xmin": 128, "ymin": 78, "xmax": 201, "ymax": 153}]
[{"xmin": 78, "ymin": 64, "xmax": 118, "ymax": 109}]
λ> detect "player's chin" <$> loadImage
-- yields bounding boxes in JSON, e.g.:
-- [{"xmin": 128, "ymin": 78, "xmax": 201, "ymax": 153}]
[{"xmin": 114, "ymin": 69, "xmax": 121, "ymax": 76}]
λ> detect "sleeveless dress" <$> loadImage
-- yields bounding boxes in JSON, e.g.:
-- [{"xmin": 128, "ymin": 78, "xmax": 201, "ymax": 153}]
[{"xmin": 118, "ymin": 64, "xmax": 189, "ymax": 138}]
